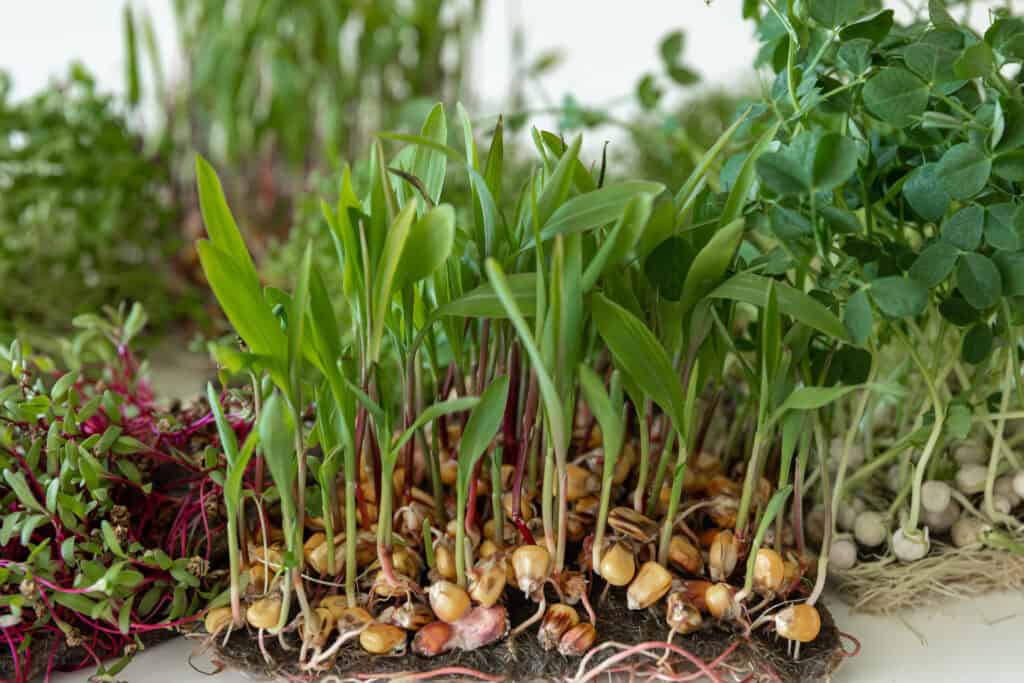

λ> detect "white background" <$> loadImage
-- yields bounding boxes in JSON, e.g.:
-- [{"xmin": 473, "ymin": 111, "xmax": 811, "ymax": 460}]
[{"xmin": 6, "ymin": 2, "xmax": 1024, "ymax": 681}]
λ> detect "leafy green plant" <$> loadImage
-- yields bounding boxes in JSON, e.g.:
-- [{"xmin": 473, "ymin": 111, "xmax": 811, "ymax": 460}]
[
  {"xmin": 0, "ymin": 306, "xmax": 222, "ymax": 682},
  {"xmin": 0, "ymin": 65, "xmax": 185, "ymax": 337}
]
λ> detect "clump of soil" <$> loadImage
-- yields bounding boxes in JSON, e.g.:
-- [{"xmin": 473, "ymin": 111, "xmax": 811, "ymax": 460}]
[{"xmin": 209, "ymin": 587, "xmax": 847, "ymax": 682}]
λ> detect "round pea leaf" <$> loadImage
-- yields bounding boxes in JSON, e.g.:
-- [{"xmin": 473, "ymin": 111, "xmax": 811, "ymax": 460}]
[
  {"xmin": 939, "ymin": 294, "xmax": 979, "ymax": 326},
  {"xmin": 984, "ymin": 203, "xmax": 1024, "ymax": 251},
  {"xmin": 808, "ymin": 0, "xmax": 866, "ymax": 27},
  {"xmin": 910, "ymin": 241, "xmax": 959, "ymax": 287},
  {"xmin": 962, "ymin": 323, "xmax": 994, "ymax": 365},
  {"xmin": 863, "ymin": 68, "xmax": 929, "ymax": 128},
  {"xmin": 937, "ymin": 144, "xmax": 992, "ymax": 200},
  {"xmin": 940, "ymin": 205, "xmax": 983, "ymax": 251},
  {"xmin": 870, "ymin": 275, "xmax": 929, "ymax": 318},
  {"xmin": 844, "ymin": 288, "xmax": 873, "ymax": 346},
  {"xmin": 905, "ymin": 38, "xmax": 960, "ymax": 84},
  {"xmin": 812, "ymin": 133, "xmax": 859, "ymax": 191},
  {"xmin": 993, "ymin": 251, "xmax": 1024, "ymax": 296},
  {"xmin": 956, "ymin": 252, "xmax": 1002, "ymax": 309},
  {"xmin": 902, "ymin": 163, "xmax": 951, "ymax": 222}
]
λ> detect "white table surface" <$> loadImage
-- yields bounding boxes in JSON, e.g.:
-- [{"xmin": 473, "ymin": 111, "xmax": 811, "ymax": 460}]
[{"xmin": 51, "ymin": 590, "xmax": 1024, "ymax": 682}]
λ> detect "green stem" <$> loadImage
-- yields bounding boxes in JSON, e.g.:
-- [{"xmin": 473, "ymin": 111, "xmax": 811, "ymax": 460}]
[
  {"xmin": 541, "ymin": 438, "xmax": 555, "ymax": 557},
  {"xmin": 657, "ymin": 435, "xmax": 689, "ymax": 566},
  {"xmin": 491, "ymin": 446, "xmax": 504, "ymax": 550},
  {"xmin": 894, "ymin": 326, "xmax": 944, "ymax": 534},
  {"xmin": 633, "ymin": 404, "xmax": 651, "ymax": 512},
  {"xmin": 735, "ymin": 427, "xmax": 765, "ymax": 539},
  {"xmin": 646, "ymin": 427, "xmax": 677, "ymax": 519},
  {"xmin": 830, "ymin": 354, "xmax": 877, "ymax": 536}
]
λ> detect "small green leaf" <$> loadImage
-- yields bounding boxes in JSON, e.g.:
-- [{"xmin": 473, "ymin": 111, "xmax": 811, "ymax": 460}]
[
  {"xmin": 957, "ymin": 252, "xmax": 1002, "ymax": 309},
  {"xmin": 437, "ymin": 273, "xmax": 538, "ymax": 319},
  {"xmin": 456, "ymin": 377, "xmax": 510, "ymax": 490},
  {"xmin": 536, "ymin": 181, "xmax": 664, "ymax": 244},
  {"xmin": 812, "ymin": 133, "xmax": 859, "ymax": 191},
  {"xmin": 938, "ymin": 144, "xmax": 991, "ymax": 201},
  {"xmin": 962, "ymin": 324, "xmax": 994, "ymax": 364},
  {"xmin": 955, "ymin": 42, "xmax": 995, "ymax": 79},
  {"xmin": 911, "ymin": 241, "xmax": 959, "ymax": 287},
  {"xmin": 101, "ymin": 520, "xmax": 126, "ymax": 559},
  {"xmin": 395, "ymin": 204, "xmax": 456, "ymax": 291},
  {"xmin": 993, "ymin": 252, "xmax": 1024, "ymax": 296},
  {"xmin": 863, "ymin": 68, "xmax": 929, "ymax": 128},
  {"xmin": 984, "ymin": 204, "xmax": 1023, "ymax": 251},
  {"xmin": 678, "ymin": 218, "xmax": 746, "ymax": 317},
  {"xmin": 644, "ymin": 236, "xmax": 693, "ymax": 301},
  {"xmin": 807, "ymin": 0, "xmax": 865, "ymax": 27},
  {"xmin": 845, "ymin": 288, "xmax": 874, "ymax": 346},
  {"xmin": 870, "ymin": 276, "xmax": 929, "ymax": 318},
  {"xmin": 903, "ymin": 163, "xmax": 951, "ymax": 222}
]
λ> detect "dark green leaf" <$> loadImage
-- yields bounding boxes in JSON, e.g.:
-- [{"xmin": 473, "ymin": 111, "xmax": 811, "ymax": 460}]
[
  {"xmin": 456, "ymin": 376, "xmax": 509, "ymax": 489},
  {"xmin": 957, "ymin": 252, "xmax": 1002, "ymax": 309},
  {"xmin": 845, "ymin": 288, "xmax": 874, "ymax": 346},
  {"xmin": 812, "ymin": 133, "xmax": 859, "ymax": 191},
  {"xmin": 955, "ymin": 42, "xmax": 995, "ymax": 79},
  {"xmin": 863, "ymin": 68, "xmax": 929, "ymax": 128},
  {"xmin": 911, "ymin": 241, "xmax": 959, "ymax": 287},
  {"xmin": 678, "ymin": 218, "xmax": 746, "ymax": 317},
  {"xmin": 993, "ymin": 252, "xmax": 1024, "ymax": 296},
  {"xmin": 941, "ymin": 206, "xmax": 983, "ymax": 251},
  {"xmin": 537, "ymin": 181, "xmax": 664, "ymax": 244},
  {"xmin": 903, "ymin": 163, "xmax": 951, "ymax": 222},
  {"xmin": 938, "ymin": 144, "xmax": 991, "ymax": 200},
  {"xmin": 939, "ymin": 295, "xmax": 979, "ymax": 326},
  {"xmin": 962, "ymin": 324, "xmax": 994, "ymax": 364},
  {"xmin": 808, "ymin": 0, "xmax": 865, "ymax": 27},
  {"xmin": 644, "ymin": 236, "xmax": 693, "ymax": 301},
  {"xmin": 984, "ymin": 204, "xmax": 1023, "ymax": 251},
  {"xmin": 870, "ymin": 276, "xmax": 929, "ymax": 317}
]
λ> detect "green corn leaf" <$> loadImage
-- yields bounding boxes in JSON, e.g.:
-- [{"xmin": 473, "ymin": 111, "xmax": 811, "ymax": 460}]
[
  {"xmin": 259, "ymin": 392, "xmax": 297, "ymax": 518},
  {"xmin": 582, "ymin": 193, "xmax": 654, "ymax": 291},
  {"xmin": 673, "ymin": 107, "xmax": 753, "ymax": 223},
  {"xmin": 591, "ymin": 293, "xmax": 686, "ymax": 430},
  {"xmin": 485, "ymin": 260, "xmax": 566, "ymax": 452},
  {"xmin": 197, "ymin": 240, "xmax": 287, "ymax": 376},
  {"xmin": 393, "ymin": 396, "xmax": 480, "ymax": 456},
  {"xmin": 195, "ymin": 156, "xmax": 259, "ymax": 284},
  {"xmin": 534, "ymin": 134, "xmax": 583, "ymax": 229},
  {"xmin": 578, "ymin": 365, "xmax": 625, "ymax": 474},
  {"xmin": 720, "ymin": 122, "xmax": 779, "ymax": 226},
  {"xmin": 436, "ymin": 272, "xmax": 538, "ymax": 319},
  {"xmin": 224, "ymin": 429, "xmax": 259, "ymax": 510},
  {"xmin": 533, "ymin": 181, "xmax": 664, "ymax": 245},
  {"xmin": 288, "ymin": 242, "xmax": 314, "ymax": 392},
  {"xmin": 395, "ymin": 205, "xmax": 456, "ymax": 292},
  {"xmin": 370, "ymin": 202, "xmax": 418, "ymax": 361},
  {"xmin": 678, "ymin": 218, "xmax": 746, "ymax": 317},
  {"xmin": 411, "ymin": 103, "xmax": 448, "ymax": 205},
  {"xmin": 206, "ymin": 383, "xmax": 239, "ymax": 468},
  {"xmin": 708, "ymin": 272, "xmax": 850, "ymax": 342},
  {"xmin": 456, "ymin": 376, "xmax": 510, "ymax": 492}
]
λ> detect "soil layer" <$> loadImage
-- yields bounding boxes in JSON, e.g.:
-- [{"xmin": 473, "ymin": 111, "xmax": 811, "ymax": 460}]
[{"xmin": 210, "ymin": 587, "xmax": 846, "ymax": 682}]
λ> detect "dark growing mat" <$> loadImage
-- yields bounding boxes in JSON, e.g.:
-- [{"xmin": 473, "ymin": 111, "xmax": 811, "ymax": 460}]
[{"xmin": 209, "ymin": 589, "xmax": 847, "ymax": 682}]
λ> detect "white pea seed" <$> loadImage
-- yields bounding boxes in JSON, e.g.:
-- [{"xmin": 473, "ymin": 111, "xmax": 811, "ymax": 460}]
[
  {"xmin": 830, "ymin": 437, "xmax": 865, "ymax": 470},
  {"xmin": 920, "ymin": 480, "xmax": 951, "ymax": 513},
  {"xmin": 951, "ymin": 516, "xmax": 984, "ymax": 548},
  {"xmin": 805, "ymin": 506, "xmax": 826, "ymax": 547},
  {"xmin": 891, "ymin": 528, "xmax": 930, "ymax": 563},
  {"xmin": 1014, "ymin": 471, "xmax": 1024, "ymax": 500},
  {"xmin": 885, "ymin": 465, "xmax": 902, "ymax": 494},
  {"xmin": 955, "ymin": 464, "xmax": 988, "ymax": 495},
  {"xmin": 992, "ymin": 494, "xmax": 1013, "ymax": 515},
  {"xmin": 953, "ymin": 441, "xmax": 987, "ymax": 466},
  {"xmin": 994, "ymin": 475, "xmax": 1021, "ymax": 508},
  {"xmin": 837, "ymin": 497, "xmax": 866, "ymax": 532},
  {"xmin": 922, "ymin": 499, "xmax": 960, "ymax": 534},
  {"xmin": 853, "ymin": 511, "xmax": 886, "ymax": 547},
  {"xmin": 829, "ymin": 535, "xmax": 858, "ymax": 570}
]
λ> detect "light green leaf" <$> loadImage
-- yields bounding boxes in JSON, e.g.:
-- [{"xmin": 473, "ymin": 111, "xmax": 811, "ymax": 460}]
[
  {"xmin": 957, "ymin": 252, "xmax": 1002, "ymax": 309},
  {"xmin": 395, "ymin": 204, "xmax": 456, "ymax": 292},
  {"xmin": 870, "ymin": 276, "xmax": 929, "ymax": 318},
  {"xmin": 437, "ymin": 273, "xmax": 538, "ymax": 319},
  {"xmin": 456, "ymin": 376, "xmax": 510, "ymax": 490},
  {"xmin": 708, "ymin": 272, "xmax": 850, "ymax": 341},
  {"xmin": 536, "ymin": 181, "xmax": 664, "ymax": 244},
  {"xmin": 678, "ymin": 218, "xmax": 746, "ymax": 317},
  {"xmin": 863, "ymin": 68, "xmax": 929, "ymax": 128}
]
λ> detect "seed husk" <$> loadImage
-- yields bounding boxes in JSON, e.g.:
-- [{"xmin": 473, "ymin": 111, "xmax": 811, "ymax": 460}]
[
  {"xmin": 752, "ymin": 547, "xmax": 785, "ymax": 595},
  {"xmin": 774, "ymin": 603, "xmax": 821, "ymax": 642},
  {"xmin": 246, "ymin": 597, "xmax": 282, "ymax": 629},
  {"xmin": 665, "ymin": 592, "xmax": 702, "ymax": 634},
  {"xmin": 709, "ymin": 529, "xmax": 738, "ymax": 582},
  {"xmin": 538, "ymin": 603, "xmax": 580, "ymax": 651},
  {"xmin": 668, "ymin": 535, "xmax": 702, "ymax": 575},
  {"xmin": 412, "ymin": 620, "xmax": 453, "ymax": 657},
  {"xmin": 428, "ymin": 580, "xmax": 471, "ymax": 623},
  {"xmin": 204, "ymin": 606, "xmax": 233, "ymax": 634},
  {"xmin": 512, "ymin": 544, "xmax": 551, "ymax": 596},
  {"xmin": 360, "ymin": 622, "xmax": 407, "ymax": 655},
  {"xmin": 705, "ymin": 582, "xmax": 736, "ymax": 621},
  {"xmin": 469, "ymin": 562, "xmax": 507, "ymax": 608},
  {"xmin": 598, "ymin": 541, "xmax": 636, "ymax": 587},
  {"xmin": 608, "ymin": 506, "xmax": 658, "ymax": 542},
  {"xmin": 627, "ymin": 561, "xmax": 672, "ymax": 610},
  {"xmin": 558, "ymin": 622, "xmax": 597, "ymax": 656}
]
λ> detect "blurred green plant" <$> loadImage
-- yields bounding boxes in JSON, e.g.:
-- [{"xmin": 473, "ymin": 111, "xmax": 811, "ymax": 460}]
[{"xmin": 0, "ymin": 65, "xmax": 186, "ymax": 338}]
